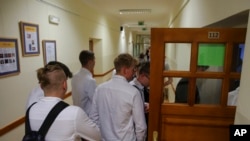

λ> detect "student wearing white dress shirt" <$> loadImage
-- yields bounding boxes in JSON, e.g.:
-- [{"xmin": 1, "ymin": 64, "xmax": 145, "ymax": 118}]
[
  {"xmin": 71, "ymin": 50, "xmax": 96, "ymax": 116},
  {"xmin": 227, "ymin": 86, "xmax": 239, "ymax": 106},
  {"xmin": 26, "ymin": 61, "xmax": 73, "ymax": 109},
  {"xmin": 129, "ymin": 62, "xmax": 150, "ymax": 119},
  {"xmin": 27, "ymin": 64, "xmax": 101, "ymax": 141},
  {"xmin": 129, "ymin": 61, "xmax": 150, "ymax": 140},
  {"xmin": 90, "ymin": 53, "xmax": 147, "ymax": 141}
]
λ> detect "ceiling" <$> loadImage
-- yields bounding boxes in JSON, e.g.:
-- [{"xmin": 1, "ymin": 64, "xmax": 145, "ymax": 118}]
[
  {"xmin": 81, "ymin": 0, "xmax": 186, "ymax": 34},
  {"xmin": 80, "ymin": 0, "xmax": 249, "ymax": 34},
  {"xmin": 205, "ymin": 10, "xmax": 249, "ymax": 28}
]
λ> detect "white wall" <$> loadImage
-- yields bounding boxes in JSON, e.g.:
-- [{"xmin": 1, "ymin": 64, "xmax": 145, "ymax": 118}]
[
  {"xmin": 170, "ymin": 0, "xmax": 250, "ymax": 124},
  {"xmin": 235, "ymin": 13, "xmax": 250, "ymax": 124},
  {"xmin": 0, "ymin": 0, "xmax": 128, "ymax": 140}
]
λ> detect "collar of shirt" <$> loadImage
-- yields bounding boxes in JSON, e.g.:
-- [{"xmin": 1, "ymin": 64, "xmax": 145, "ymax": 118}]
[
  {"xmin": 40, "ymin": 97, "xmax": 62, "ymax": 102},
  {"xmin": 81, "ymin": 67, "xmax": 92, "ymax": 77},
  {"xmin": 131, "ymin": 78, "xmax": 144, "ymax": 91},
  {"xmin": 112, "ymin": 74, "xmax": 128, "ymax": 82},
  {"xmin": 130, "ymin": 78, "xmax": 146, "ymax": 103}
]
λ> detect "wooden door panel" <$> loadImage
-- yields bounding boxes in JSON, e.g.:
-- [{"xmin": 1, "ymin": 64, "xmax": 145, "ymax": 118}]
[
  {"xmin": 161, "ymin": 120, "xmax": 230, "ymax": 141},
  {"xmin": 160, "ymin": 104, "xmax": 236, "ymax": 141}
]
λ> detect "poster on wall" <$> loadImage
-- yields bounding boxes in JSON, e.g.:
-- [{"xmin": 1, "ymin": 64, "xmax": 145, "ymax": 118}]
[
  {"xmin": 19, "ymin": 21, "xmax": 40, "ymax": 56},
  {"xmin": 0, "ymin": 38, "xmax": 20, "ymax": 77},
  {"xmin": 42, "ymin": 40, "xmax": 57, "ymax": 65}
]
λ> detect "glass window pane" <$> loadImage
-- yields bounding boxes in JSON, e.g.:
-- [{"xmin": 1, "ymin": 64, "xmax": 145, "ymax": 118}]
[
  {"xmin": 163, "ymin": 77, "xmax": 178, "ymax": 103},
  {"xmin": 231, "ymin": 43, "xmax": 244, "ymax": 73},
  {"xmin": 175, "ymin": 78, "xmax": 200, "ymax": 104},
  {"xmin": 165, "ymin": 43, "xmax": 191, "ymax": 71},
  {"xmin": 227, "ymin": 79, "xmax": 240, "ymax": 106},
  {"xmin": 163, "ymin": 77, "xmax": 200, "ymax": 104},
  {"xmin": 164, "ymin": 77, "xmax": 222, "ymax": 105},
  {"xmin": 198, "ymin": 78, "xmax": 222, "ymax": 105},
  {"xmin": 198, "ymin": 43, "xmax": 225, "ymax": 72}
]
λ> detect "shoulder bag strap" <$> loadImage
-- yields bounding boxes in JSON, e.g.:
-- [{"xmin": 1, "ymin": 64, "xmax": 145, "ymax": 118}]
[
  {"xmin": 133, "ymin": 85, "xmax": 145, "ymax": 102},
  {"xmin": 25, "ymin": 102, "xmax": 37, "ymax": 134},
  {"xmin": 38, "ymin": 101, "xmax": 69, "ymax": 136}
]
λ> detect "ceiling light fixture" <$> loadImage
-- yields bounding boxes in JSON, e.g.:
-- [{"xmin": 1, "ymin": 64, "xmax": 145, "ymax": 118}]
[{"xmin": 119, "ymin": 9, "xmax": 151, "ymax": 14}]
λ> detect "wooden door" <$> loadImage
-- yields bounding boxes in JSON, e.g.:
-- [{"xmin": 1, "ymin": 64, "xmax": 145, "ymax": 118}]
[{"xmin": 148, "ymin": 28, "xmax": 246, "ymax": 141}]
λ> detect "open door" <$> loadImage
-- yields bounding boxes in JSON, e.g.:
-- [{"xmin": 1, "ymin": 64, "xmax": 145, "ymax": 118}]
[{"xmin": 148, "ymin": 28, "xmax": 246, "ymax": 141}]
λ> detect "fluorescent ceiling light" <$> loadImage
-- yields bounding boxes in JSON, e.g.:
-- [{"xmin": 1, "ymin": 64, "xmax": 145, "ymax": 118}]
[{"xmin": 119, "ymin": 9, "xmax": 151, "ymax": 14}]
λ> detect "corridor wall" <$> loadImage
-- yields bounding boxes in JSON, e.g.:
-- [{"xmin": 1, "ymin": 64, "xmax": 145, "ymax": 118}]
[{"xmin": 0, "ymin": 0, "xmax": 130, "ymax": 140}]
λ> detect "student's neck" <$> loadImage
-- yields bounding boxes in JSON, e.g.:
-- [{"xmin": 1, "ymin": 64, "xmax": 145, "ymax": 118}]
[
  {"xmin": 45, "ymin": 92, "xmax": 64, "ymax": 99},
  {"xmin": 83, "ymin": 66, "xmax": 91, "ymax": 72}
]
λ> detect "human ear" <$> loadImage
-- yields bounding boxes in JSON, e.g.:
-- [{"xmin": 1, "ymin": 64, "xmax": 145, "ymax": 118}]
[{"xmin": 62, "ymin": 80, "xmax": 67, "ymax": 92}]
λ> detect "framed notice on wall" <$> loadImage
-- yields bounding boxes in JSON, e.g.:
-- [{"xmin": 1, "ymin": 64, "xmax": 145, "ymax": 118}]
[
  {"xmin": 42, "ymin": 40, "xmax": 57, "ymax": 65},
  {"xmin": 19, "ymin": 21, "xmax": 40, "ymax": 56},
  {"xmin": 0, "ymin": 38, "xmax": 20, "ymax": 77}
]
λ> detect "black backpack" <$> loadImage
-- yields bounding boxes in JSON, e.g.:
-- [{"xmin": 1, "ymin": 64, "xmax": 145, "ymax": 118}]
[{"xmin": 22, "ymin": 101, "xmax": 69, "ymax": 141}]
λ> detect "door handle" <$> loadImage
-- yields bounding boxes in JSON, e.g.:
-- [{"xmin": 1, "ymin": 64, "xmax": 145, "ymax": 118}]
[{"xmin": 153, "ymin": 131, "xmax": 158, "ymax": 141}]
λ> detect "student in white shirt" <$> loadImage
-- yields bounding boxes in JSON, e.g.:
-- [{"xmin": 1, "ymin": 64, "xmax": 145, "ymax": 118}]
[
  {"xmin": 71, "ymin": 50, "xmax": 96, "ymax": 116},
  {"xmin": 27, "ymin": 64, "xmax": 101, "ymax": 141},
  {"xmin": 90, "ymin": 53, "xmax": 147, "ymax": 141},
  {"xmin": 26, "ymin": 61, "xmax": 73, "ymax": 109},
  {"xmin": 129, "ymin": 62, "xmax": 150, "ymax": 120},
  {"xmin": 227, "ymin": 87, "xmax": 239, "ymax": 106},
  {"xmin": 129, "ymin": 61, "xmax": 150, "ymax": 140}
]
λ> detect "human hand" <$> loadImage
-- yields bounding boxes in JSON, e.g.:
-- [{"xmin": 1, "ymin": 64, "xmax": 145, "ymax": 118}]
[
  {"xmin": 144, "ymin": 103, "xmax": 149, "ymax": 113},
  {"xmin": 164, "ymin": 78, "xmax": 173, "ymax": 86}
]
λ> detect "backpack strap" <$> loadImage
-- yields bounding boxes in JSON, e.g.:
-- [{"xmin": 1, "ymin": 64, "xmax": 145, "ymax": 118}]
[
  {"xmin": 24, "ymin": 101, "xmax": 69, "ymax": 137},
  {"xmin": 38, "ymin": 101, "xmax": 69, "ymax": 136},
  {"xmin": 133, "ymin": 85, "xmax": 145, "ymax": 102},
  {"xmin": 25, "ymin": 102, "xmax": 37, "ymax": 134}
]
